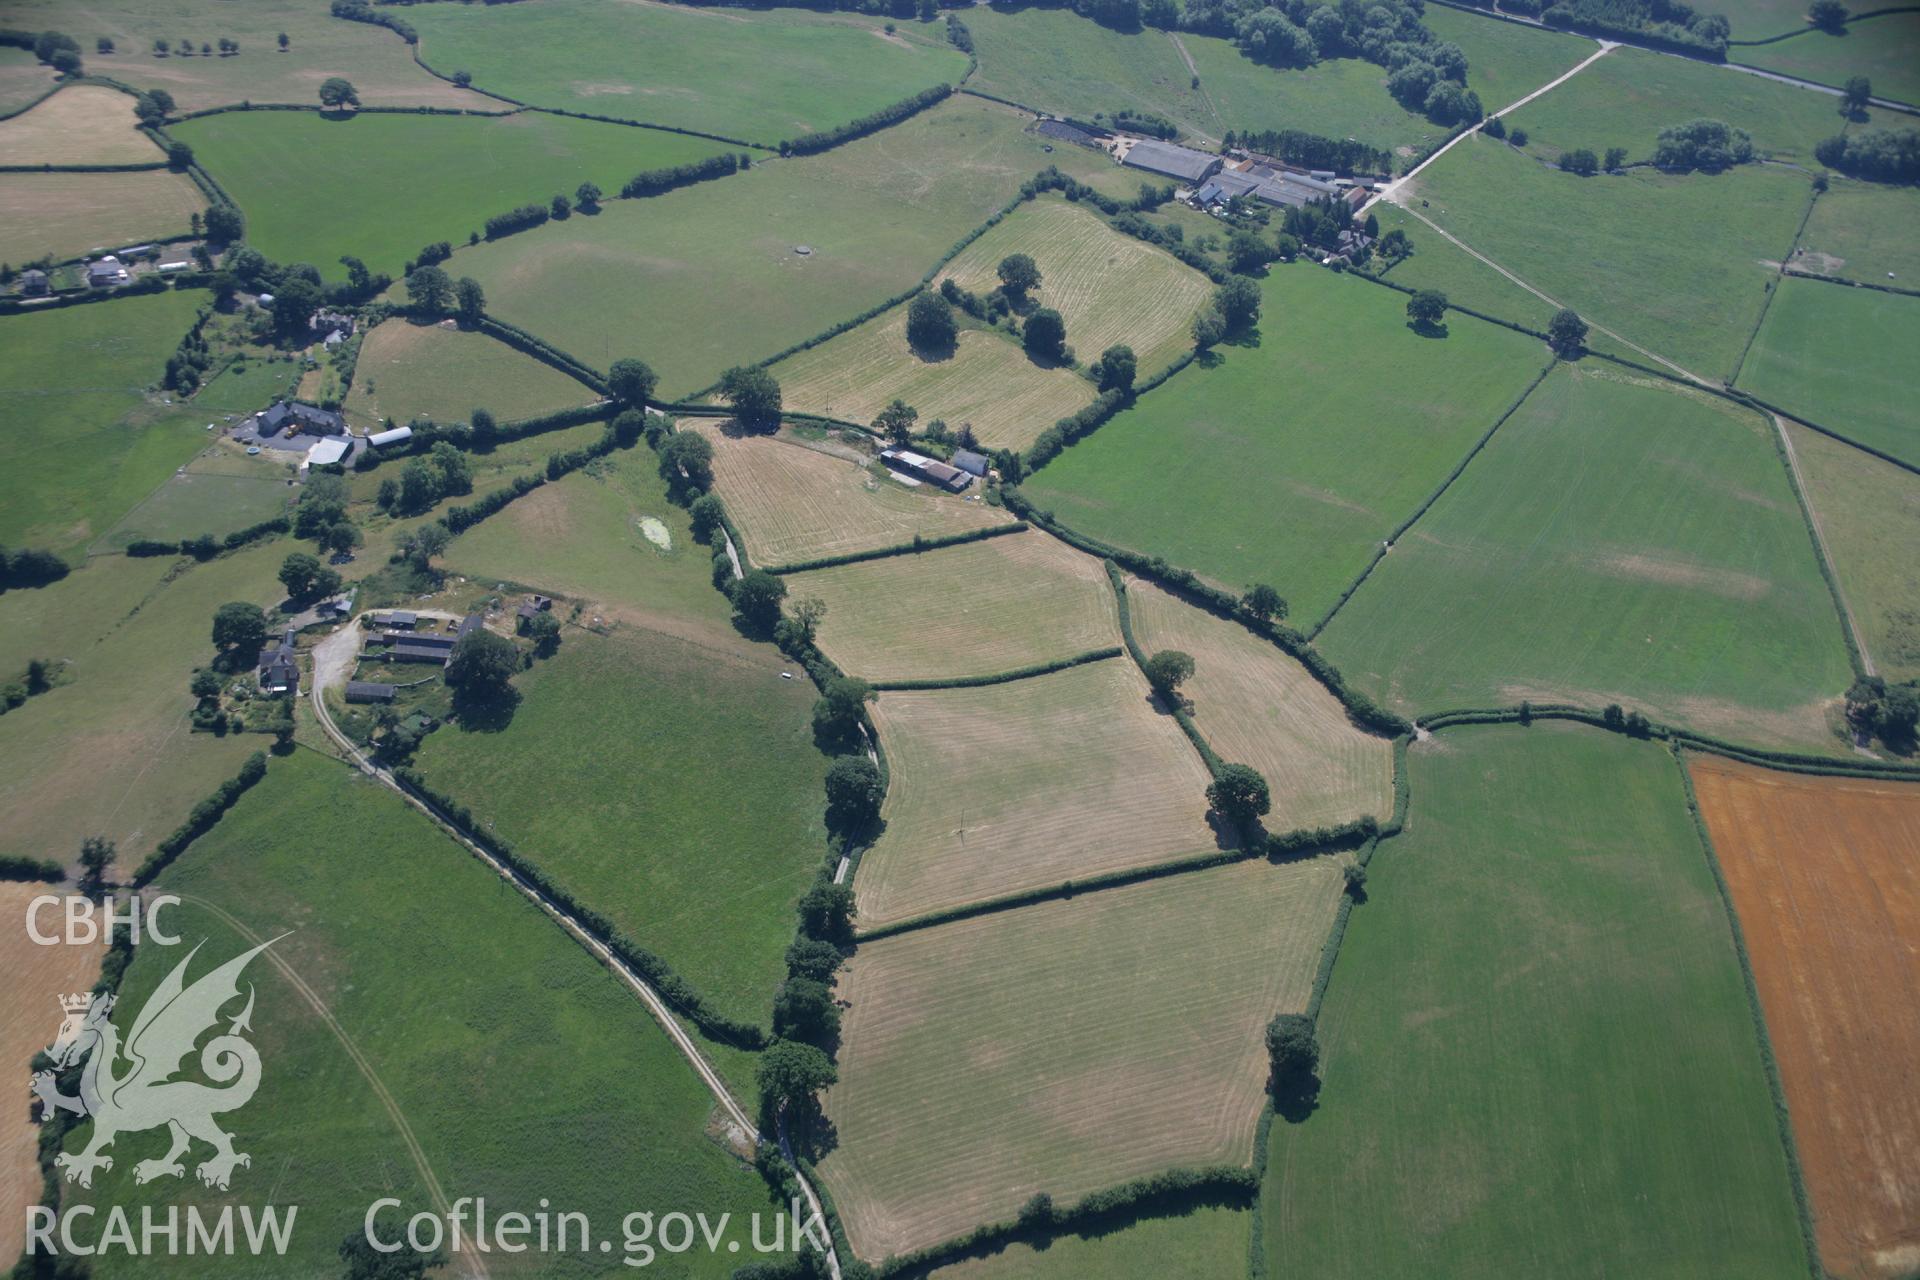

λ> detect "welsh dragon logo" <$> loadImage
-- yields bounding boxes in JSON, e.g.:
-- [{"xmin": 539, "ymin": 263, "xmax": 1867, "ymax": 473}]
[{"xmin": 33, "ymin": 938, "xmax": 281, "ymax": 1191}]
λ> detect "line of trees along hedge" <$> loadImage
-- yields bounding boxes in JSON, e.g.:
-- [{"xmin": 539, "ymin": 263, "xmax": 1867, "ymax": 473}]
[
  {"xmin": 329, "ymin": 0, "xmax": 417, "ymax": 43},
  {"xmin": 351, "ymin": 400, "xmax": 614, "ymax": 474},
  {"xmin": 764, "ymin": 522, "xmax": 1027, "ymax": 574},
  {"xmin": 779, "ymin": 83, "xmax": 951, "ymax": 157},
  {"xmin": 392, "ymin": 767, "xmax": 769, "ymax": 1047},
  {"xmin": 619, "ymin": 150, "xmax": 740, "ymax": 199},
  {"xmin": 132, "ymin": 751, "xmax": 268, "ymax": 884},
  {"xmin": 0, "ymin": 854, "xmax": 63, "ymax": 882},
  {"xmin": 1224, "ymin": 128, "xmax": 1392, "ymax": 176},
  {"xmin": 125, "ymin": 515, "xmax": 289, "ymax": 559},
  {"xmin": 475, "ymin": 316, "xmax": 610, "ymax": 393},
  {"xmin": 1539, "ymin": 0, "xmax": 1730, "ymax": 58},
  {"xmin": 869, "ymin": 647, "xmax": 1123, "ymax": 692},
  {"xmin": 0, "ymin": 161, "xmax": 169, "ymax": 174},
  {"xmin": 482, "ymin": 202, "xmax": 548, "ymax": 240}
]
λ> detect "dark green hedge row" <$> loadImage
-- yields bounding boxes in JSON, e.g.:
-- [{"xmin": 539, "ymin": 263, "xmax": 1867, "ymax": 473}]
[
  {"xmin": 1739, "ymin": 391, "xmax": 1920, "ymax": 479},
  {"xmin": 1226, "ymin": 128, "xmax": 1392, "ymax": 177},
  {"xmin": 483, "ymin": 201, "xmax": 548, "ymax": 239},
  {"xmin": 1107, "ymin": 560, "xmax": 1226, "ymax": 772},
  {"xmin": 1308, "ymin": 355, "xmax": 1557, "ymax": 638},
  {"xmin": 126, "ymin": 515, "xmax": 288, "ymax": 558},
  {"xmin": 766, "ymin": 522, "xmax": 1027, "ymax": 574},
  {"xmin": 133, "ymin": 751, "xmax": 268, "ymax": 884},
  {"xmin": 394, "ymin": 767, "xmax": 768, "ymax": 1047},
  {"xmin": 475, "ymin": 315, "xmax": 610, "ymax": 393},
  {"xmin": 0, "ymin": 855, "xmax": 63, "ymax": 882},
  {"xmin": 1757, "ymin": 389, "xmax": 1866, "ymax": 677},
  {"xmin": 620, "ymin": 150, "xmax": 740, "ymax": 198},
  {"xmin": 444, "ymin": 474, "xmax": 543, "ymax": 533},
  {"xmin": 170, "ymin": 101, "xmax": 517, "ymax": 121},
  {"xmin": 780, "ymin": 83, "xmax": 951, "ymax": 157},
  {"xmin": 524, "ymin": 104, "xmax": 766, "ymax": 151},
  {"xmin": 869, "ymin": 646, "xmax": 1121, "ymax": 692},
  {"xmin": 1347, "ymin": 266, "xmax": 1553, "ymax": 344},
  {"xmin": 1539, "ymin": 5, "xmax": 1727, "ymax": 59},
  {"xmin": 0, "ymin": 80, "xmax": 60, "ymax": 123},
  {"xmin": 331, "ymin": 0, "xmax": 417, "ymax": 44},
  {"xmin": 1024, "ymin": 350, "xmax": 1197, "ymax": 472},
  {"xmin": 1780, "ymin": 266, "xmax": 1920, "ymax": 301},
  {"xmin": 0, "ymin": 160, "xmax": 167, "ymax": 173}
]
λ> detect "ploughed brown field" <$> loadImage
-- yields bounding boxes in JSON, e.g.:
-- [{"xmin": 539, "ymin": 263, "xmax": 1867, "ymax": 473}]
[{"xmin": 1688, "ymin": 755, "xmax": 1920, "ymax": 1280}]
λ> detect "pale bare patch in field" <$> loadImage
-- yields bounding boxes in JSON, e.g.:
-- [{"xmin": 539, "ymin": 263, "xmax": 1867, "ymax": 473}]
[
  {"xmin": 1591, "ymin": 551, "xmax": 1773, "ymax": 601},
  {"xmin": 822, "ymin": 857, "xmax": 1344, "ymax": 1258},
  {"xmin": 685, "ymin": 419, "xmax": 1011, "ymax": 566},
  {"xmin": 0, "ymin": 170, "xmax": 204, "ymax": 264},
  {"xmin": 787, "ymin": 530, "xmax": 1119, "ymax": 681},
  {"xmin": 857, "ymin": 658, "xmax": 1222, "ymax": 927},
  {"xmin": 1126, "ymin": 576, "xmax": 1394, "ymax": 829},
  {"xmin": 0, "ymin": 86, "xmax": 162, "ymax": 165}
]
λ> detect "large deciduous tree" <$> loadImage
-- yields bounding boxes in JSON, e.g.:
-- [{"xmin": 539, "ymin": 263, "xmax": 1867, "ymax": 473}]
[{"xmin": 718, "ymin": 365, "xmax": 782, "ymax": 434}]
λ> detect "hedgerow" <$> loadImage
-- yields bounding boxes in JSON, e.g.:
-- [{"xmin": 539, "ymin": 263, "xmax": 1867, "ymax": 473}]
[
  {"xmin": 779, "ymin": 84, "xmax": 951, "ymax": 157},
  {"xmin": 619, "ymin": 151, "xmax": 740, "ymax": 199},
  {"xmin": 132, "ymin": 751, "xmax": 269, "ymax": 884},
  {"xmin": 764, "ymin": 522, "xmax": 1027, "ymax": 574},
  {"xmin": 868, "ymin": 647, "xmax": 1122, "ymax": 692}
]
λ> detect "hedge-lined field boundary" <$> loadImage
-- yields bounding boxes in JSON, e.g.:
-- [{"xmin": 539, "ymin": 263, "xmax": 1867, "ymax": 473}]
[
  {"xmin": 132, "ymin": 751, "xmax": 269, "ymax": 885},
  {"xmin": 765, "ymin": 521, "xmax": 1026, "ymax": 574},
  {"xmin": 1669, "ymin": 746, "xmax": 1825, "ymax": 1280},
  {"xmin": 1780, "ymin": 266, "xmax": 1920, "ymax": 301},
  {"xmin": 474, "ymin": 314, "xmax": 610, "ymax": 393},
  {"xmin": 1108, "ymin": 561, "xmax": 1226, "ymax": 774},
  {"xmin": 1758, "ymin": 395, "xmax": 1867, "ymax": 678},
  {"xmin": 1727, "ymin": 182, "xmax": 1820, "ymax": 389},
  {"xmin": 868, "ymin": 646, "xmax": 1121, "ymax": 692},
  {"xmin": 0, "ymin": 855, "xmax": 64, "ymax": 882},
  {"xmin": 126, "ymin": 515, "xmax": 289, "ymax": 558}
]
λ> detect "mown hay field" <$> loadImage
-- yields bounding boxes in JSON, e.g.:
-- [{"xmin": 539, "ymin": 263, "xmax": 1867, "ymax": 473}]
[
  {"xmin": 70, "ymin": 750, "xmax": 773, "ymax": 1280},
  {"xmin": 1262, "ymin": 724, "xmax": 1808, "ymax": 1280},
  {"xmin": 1794, "ymin": 178, "xmax": 1920, "ymax": 288},
  {"xmin": 1319, "ymin": 365, "xmax": 1854, "ymax": 751},
  {"xmin": 770, "ymin": 306, "xmax": 1092, "ymax": 451},
  {"xmin": 1689, "ymin": 755, "xmax": 1920, "ymax": 1280},
  {"xmin": 1124, "ymin": 576, "xmax": 1393, "ymax": 830},
  {"xmin": 456, "ymin": 96, "xmax": 1134, "ymax": 397},
  {"xmin": 1401, "ymin": 137, "xmax": 1812, "ymax": 382},
  {"xmin": 824, "ymin": 856, "xmax": 1344, "ymax": 1260},
  {"xmin": 1734, "ymin": 11, "xmax": 1920, "ymax": 105},
  {"xmin": 785, "ymin": 530, "xmax": 1120, "ymax": 682},
  {"xmin": 0, "ymin": 84, "xmax": 163, "ymax": 164},
  {"xmin": 405, "ymin": 0, "xmax": 968, "ymax": 145},
  {"xmin": 175, "ymin": 108, "xmax": 732, "ymax": 279},
  {"xmin": 1024, "ymin": 264, "xmax": 1548, "ymax": 623},
  {"xmin": 344, "ymin": 319, "xmax": 598, "ymax": 430},
  {"xmin": 688, "ymin": 421, "xmax": 1013, "ymax": 567},
  {"xmin": 1736, "ymin": 276, "xmax": 1920, "ymax": 469},
  {"xmin": 857, "ymin": 657, "xmax": 1222, "ymax": 927},
  {"xmin": 1787, "ymin": 421, "xmax": 1920, "ymax": 681},
  {"xmin": 0, "ymin": 168, "xmax": 205, "ymax": 266}
]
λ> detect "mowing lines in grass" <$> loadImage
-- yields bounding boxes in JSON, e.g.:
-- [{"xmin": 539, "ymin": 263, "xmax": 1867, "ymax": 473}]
[
  {"xmin": 857, "ymin": 658, "xmax": 1222, "ymax": 928},
  {"xmin": 1262, "ymin": 724, "xmax": 1809, "ymax": 1280},
  {"xmin": 1688, "ymin": 755, "xmax": 1920, "ymax": 1280},
  {"xmin": 345, "ymin": 319, "xmax": 597, "ymax": 431},
  {"xmin": 1319, "ymin": 364, "xmax": 1855, "ymax": 750},
  {"xmin": 0, "ymin": 85, "xmax": 163, "ymax": 164},
  {"xmin": 0, "ymin": 169, "xmax": 205, "ymax": 266},
  {"xmin": 1124, "ymin": 576, "xmax": 1393, "ymax": 830},
  {"xmin": 786, "ymin": 530, "xmax": 1120, "ymax": 683},
  {"xmin": 824, "ymin": 855, "xmax": 1343, "ymax": 1259}
]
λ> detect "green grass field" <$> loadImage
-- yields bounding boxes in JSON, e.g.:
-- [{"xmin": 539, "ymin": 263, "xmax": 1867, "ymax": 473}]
[
  {"xmin": 1735, "ymin": 11, "xmax": 1920, "ymax": 104},
  {"xmin": 1023, "ymin": 264, "xmax": 1549, "ymax": 623},
  {"xmin": 931, "ymin": 1206, "xmax": 1249, "ymax": 1279},
  {"xmin": 1787, "ymin": 421, "xmax": 1920, "ymax": 682},
  {"xmin": 1506, "ymin": 43, "xmax": 1872, "ymax": 165},
  {"xmin": 344, "ymin": 319, "xmax": 598, "ymax": 429},
  {"xmin": 458, "ymin": 95, "xmax": 1132, "ymax": 397},
  {"xmin": 68, "ymin": 749, "xmax": 774, "ymax": 1279},
  {"xmin": 1419, "ymin": 5, "xmax": 1593, "ymax": 116},
  {"xmin": 1724, "ymin": 0, "xmax": 1827, "ymax": 39},
  {"xmin": 824, "ymin": 855, "xmax": 1344, "ymax": 1259},
  {"xmin": 1262, "ymin": 724, "xmax": 1808, "ymax": 1279},
  {"xmin": 175, "ymin": 108, "xmax": 732, "ymax": 279},
  {"xmin": 405, "ymin": 0, "xmax": 967, "ymax": 146},
  {"xmin": 0, "ymin": 45, "xmax": 56, "ymax": 115},
  {"xmin": 1794, "ymin": 177, "xmax": 1920, "ymax": 287},
  {"xmin": 96, "ymin": 466, "xmax": 292, "ymax": 550},
  {"xmin": 1403, "ymin": 135, "xmax": 1812, "ymax": 381},
  {"xmin": 1318, "ymin": 364, "xmax": 1854, "ymax": 749},
  {"xmin": 0, "ymin": 289, "xmax": 211, "ymax": 552},
  {"xmin": 1736, "ymin": 276, "xmax": 1920, "ymax": 468},
  {"xmin": 0, "ymin": 168, "xmax": 206, "ymax": 265},
  {"xmin": 1369, "ymin": 201, "xmax": 1559, "ymax": 327}
]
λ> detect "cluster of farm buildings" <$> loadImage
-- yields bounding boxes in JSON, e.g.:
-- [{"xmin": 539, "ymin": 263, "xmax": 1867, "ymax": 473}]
[{"xmin": 13, "ymin": 246, "xmax": 193, "ymax": 296}]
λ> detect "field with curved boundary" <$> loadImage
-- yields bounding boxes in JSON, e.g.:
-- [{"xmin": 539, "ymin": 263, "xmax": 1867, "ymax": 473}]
[
  {"xmin": 1319, "ymin": 364, "xmax": 1855, "ymax": 751},
  {"xmin": 1733, "ymin": 11, "xmax": 1920, "ymax": 105},
  {"xmin": 1262, "ymin": 724, "xmax": 1809, "ymax": 1279},
  {"xmin": 0, "ymin": 169, "xmax": 205, "ymax": 265},
  {"xmin": 686, "ymin": 420, "xmax": 1013, "ymax": 567},
  {"xmin": 0, "ymin": 84, "xmax": 163, "ymax": 164},
  {"xmin": 1689, "ymin": 754, "xmax": 1920, "ymax": 1280},
  {"xmin": 784, "ymin": 530, "xmax": 1120, "ymax": 682},
  {"xmin": 344, "ymin": 319, "xmax": 598, "ymax": 430},
  {"xmin": 0, "ymin": 46, "xmax": 55, "ymax": 116},
  {"xmin": 823, "ymin": 854, "xmax": 1344, "ymax": 1260},
  {"xmin": 857, "ymin": 657, "xmax": 1222, "ymax": 927},
  {"xmin": 1124, "ymin": 575, "xmax": 1393, "ymax": 829}
]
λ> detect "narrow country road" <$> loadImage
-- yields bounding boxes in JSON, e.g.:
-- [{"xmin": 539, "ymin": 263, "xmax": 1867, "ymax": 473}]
[{"xmin": 306, "ymin": 614, "xmax": 843, "ymax": 1280}]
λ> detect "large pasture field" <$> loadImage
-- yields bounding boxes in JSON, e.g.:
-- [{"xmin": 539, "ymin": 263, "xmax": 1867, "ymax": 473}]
[
  {"xmin": 1262, "ymin": 725, "xmax": 1808, "ymax": 1279},
  {"xmin": 785, "ymin": 530, "xmax": 1121, "ymax": 683},
  {"xmin": 1125, "ymin": 576, "xmax": 1393, "ymax": 830},
  {"xmin": 1403, "ymin": 135, "xmax": 1812, "ymax": 382},
  {"xmin": 1689, "ymin": 755, "xmax": 1920, "ymax": 1280},
  {"xmin": 858, "ymin": 658, "xmax": 1222, "ymax": 927},
  {"xmin": 460, "ymin": 96, "xmax": 1130, "ymax": 396},
  {"xmin": 176, "ymin": 107, "xmax": 731, "ymax": 279},
  {"xmin": 344, "ymin": 320, "xmax": 597, "ymax": 429},
  {"xmin": 1734, "ymin": 12, "xmax": 1920, "ymax": 105},
  {"xmin": 687, "ymin": 422, "xmax": 1013, "ymax": 568},
  {"xmin": 1736, "ymin": 277, "xmax": 1920, "ymax": 468},
  {"xmin": 0, "ymin": 84, "xmax": 163, "ymax": 164},
  {"xmin": 406, "ymin": 0, "xmax": 967, "ymax": 146},
  {"xmin": 1787, "ymin": 422, "xmax": 1920, "ymax": 681},
  {"xmin": 1024, "ymin": 265, "xmax": 1549, "ymax": 623},
  {"xmin": 1319, "ymin": 365, "xmax": 1854, "ymax": 750},
  {"xmin": 1794, "ymin": 179, "xmax": 1920, "ymax": 287},
  {"xmin": 0, "ymin": 168, "xmax": 205, "ymax": 265},
  {"xmin": 824, "ymin": 855, "xmax": 1344, "ymax": 1259},
  {"xmin": 71, "ymin": 749, "xmax": 772, "ymax": 1280}
]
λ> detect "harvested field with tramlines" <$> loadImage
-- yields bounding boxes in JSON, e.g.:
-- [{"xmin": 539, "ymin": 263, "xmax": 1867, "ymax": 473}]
[
  {"xmin": 822, "ymin": 855, "xmax": 1346, "ymax": 1260},
  {"xmin": 0, "ymin": 169, "xmax": 205, "ymax": 266},
  {"xmin": 0, "ymin": 85, "xmax": 163, "ymax": 165},
  {"xmin": 1688, "ymin": 755, "xmax": 1920, "ymax": 1280},
  {"xmin": 687, "ymin": 421, "xmax": 1013, "ymax": 567},
  {"xmin": 1124, "ymin": 576, "xmax": 1393, "ymax": 830},
  {"xmin": 938, "ymin": 197, "xmax": 1213, "ymax": 381},
  {"xmin": 768, "ymin": 305, "xmax": 1094, "ymax": 452},
  {"xmin": 856, "ymin": 657, "xmax": 1223, "ymax": 928},
  {"xmin": 784, "ymin": 530, "xmax": 1120, "ymax": 682}
]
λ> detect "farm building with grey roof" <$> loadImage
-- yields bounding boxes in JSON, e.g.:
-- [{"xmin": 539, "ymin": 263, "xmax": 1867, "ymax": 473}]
[{"xmin": 1121, "ymin": 140, "xmax": 1222, "ymax": 184}]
